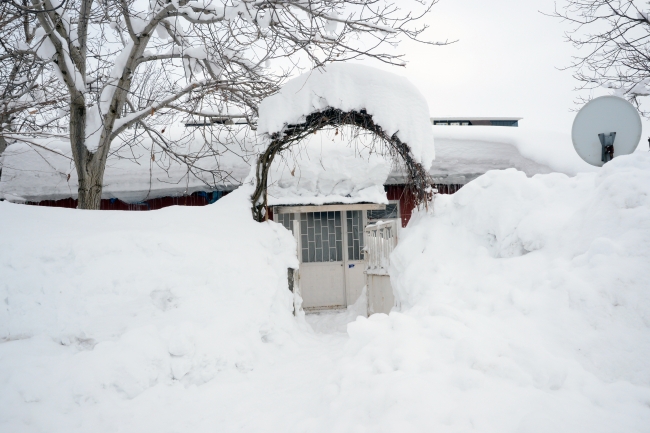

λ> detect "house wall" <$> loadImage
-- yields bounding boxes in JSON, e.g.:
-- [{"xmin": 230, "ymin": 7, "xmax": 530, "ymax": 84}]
[
  {"xmin": 25, "ymin": 191, "xmax": 228, "ymax": 211},
  {"xmin": 21, "ymin": 183, "xmax": 463, "ymax": 216},
  {"xmin": 386, "ymin": 183, "xmax": 464, "ymax": 228}
]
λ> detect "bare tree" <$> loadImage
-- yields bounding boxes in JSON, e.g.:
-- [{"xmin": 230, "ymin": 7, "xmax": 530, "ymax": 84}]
[
  {"xmin": 0, "ymin": 0, "xmax": 442, "ymax": 209},
  {"xmin": 0, "ymin": 0, "xmax": 64, "ymax": 160},
  {"xmin": 552, "ymin": 0, "xmax": 650, "ymax": 113}
]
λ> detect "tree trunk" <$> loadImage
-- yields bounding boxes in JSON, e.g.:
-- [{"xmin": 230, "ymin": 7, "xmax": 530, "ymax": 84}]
[
  {"xmin": 77, "ymin": 164, "xmax": 104, "ymax": 210},
  {"xmin": 69, "ymin": 101, "xmax": 106, "ymax": 210},
  {"xmin": 0, "ymin": 134, "xmax": 7, "ymax": 182},
  {"xmin": 0, "ymin": 135, "xmax": 7, "ymax": 156}
]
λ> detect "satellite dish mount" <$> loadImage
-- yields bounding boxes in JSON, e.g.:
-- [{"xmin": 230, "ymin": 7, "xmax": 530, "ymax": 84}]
[{"xmin": 598, "ymin": 132, "xmax": 616, "ymax": 163}]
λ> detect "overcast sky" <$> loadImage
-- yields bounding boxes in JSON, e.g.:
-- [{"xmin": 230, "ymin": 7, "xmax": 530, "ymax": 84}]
[{"xmin": 365, "ymin": 0, "xmax": 650, "ymax": 141}]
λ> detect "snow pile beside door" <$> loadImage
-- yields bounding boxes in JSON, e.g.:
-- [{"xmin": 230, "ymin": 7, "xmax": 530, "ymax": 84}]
[
  {"xmin": 0, "ymin": 186, "xmax": 300, "ymax": 430},
  {"xmin": 338, "ymin": 152, "xmax": 650, "ymax": 431}
]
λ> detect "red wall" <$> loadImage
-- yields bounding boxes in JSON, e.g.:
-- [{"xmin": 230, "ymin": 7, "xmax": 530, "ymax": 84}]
[
  {"xmin": 386, "ymin": 185, "xmax": 416, "ymax": 228},
  {"xmin": 386, "ymin": 184, "xmax": 465, "ymax": 228},
  {"xmin": 24, "ymin": 184, "xmax": 463, "ymax": 219},
  {"xmin": 26, "ymin": 191, "xmax": 229, "ymax": 211}
]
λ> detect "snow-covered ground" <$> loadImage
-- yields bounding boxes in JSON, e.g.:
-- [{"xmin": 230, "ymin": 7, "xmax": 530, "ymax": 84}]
[{"xmin": 1, "ymin": 153, "xmax": 650, "ymax": 432}]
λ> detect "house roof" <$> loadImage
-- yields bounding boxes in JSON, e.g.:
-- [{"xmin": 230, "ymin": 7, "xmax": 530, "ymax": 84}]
[{"xmin": 1, "ymin": 125, "xmax": 582, "ymax": 204}]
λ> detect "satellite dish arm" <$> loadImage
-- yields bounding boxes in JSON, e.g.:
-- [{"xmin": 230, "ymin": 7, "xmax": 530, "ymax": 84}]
[{"xmin": 598, "ymin": 132, "xmax": 616, "ymax": 163}]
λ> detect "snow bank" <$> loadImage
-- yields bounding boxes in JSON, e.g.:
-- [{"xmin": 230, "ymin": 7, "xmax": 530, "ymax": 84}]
[
  {"xmin": 258, "ymin": 63, "xmax": 436, "ymax": 170},
  {"xmin": 1, "ymin": 152, "xmax": 649, "ymax": 432},
  {"xmin": 267, "ymin": 129, "xmax": 389, "ymax": 206},
  {"xmin": 339, "ymin": 152, "xmax": 650, "ymax": 431},
  {"xmin": 0, "ymin": 186, "xmax": 302, "ymax": 431}
]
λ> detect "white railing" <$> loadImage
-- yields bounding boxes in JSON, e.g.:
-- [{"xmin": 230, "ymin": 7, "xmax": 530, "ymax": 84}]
[{"xmin": 364, "ymin": 220, "xmax": 398, "ymax": 275}]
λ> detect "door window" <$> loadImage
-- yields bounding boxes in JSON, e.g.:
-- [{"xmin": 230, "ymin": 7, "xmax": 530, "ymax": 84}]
[
  {"xmin": 276, "ymin": 212, "xmax": 296, "ymax": 232},
  {"xmin": 346, "ymin": 210, "xmax": 364, "ymax": 260},
  {"xmin": 367, "ymin": 203, "xmax": 399, "ymax": 222},
  {"xmin": 300, "ymin": 212, "xmax": 343, "ymax": 263}
]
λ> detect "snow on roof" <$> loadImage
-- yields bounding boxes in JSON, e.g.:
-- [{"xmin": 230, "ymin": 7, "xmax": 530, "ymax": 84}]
[
  {"xmin": 387, "ymin": 126, "xmax": 559, "ymax": 185},
  {"xmin": 429, "ymin": 125, "xmax": 599, "ymax": 176},
  {"xmin": 257, "ymin": 63, "xmax": 436, "ymax": 170},
  {"xmin": 0, "ymin": 124, "xmax": 592, "ymax": 203},
  {"xmin": 0, "ymin": 133, "xmax": 252, "ymax": 203}
]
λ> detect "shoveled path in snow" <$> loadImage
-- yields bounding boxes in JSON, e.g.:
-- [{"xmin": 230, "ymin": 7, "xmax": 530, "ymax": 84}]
[{"xmin": 127, "ymin": 310, "xmax": 360, "ymax": 432}]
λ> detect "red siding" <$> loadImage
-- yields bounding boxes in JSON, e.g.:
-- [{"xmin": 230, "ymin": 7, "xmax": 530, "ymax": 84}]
[
  {"xmin": 386, "ymin": 184, "xmax": 465, "ymax": 228},
  {"xmin": 386, "ymin": 185, "xmax": 416, "ymax": 228},
  {"xmin": 25, "ymin": 191, "xmax": 229, "ymax": 211}
]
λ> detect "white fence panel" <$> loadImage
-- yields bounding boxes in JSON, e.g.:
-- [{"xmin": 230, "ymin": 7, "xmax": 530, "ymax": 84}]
[{"xmin": 364, "ymin": 220, "xmax": 397, "ymax": 275}]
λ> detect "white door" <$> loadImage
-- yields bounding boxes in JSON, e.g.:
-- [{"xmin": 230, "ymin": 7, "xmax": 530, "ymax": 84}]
[
  {"xmin": 344, "ymin": 210, "xmax": 367, "ymax": 306},
  {"xmin": 297, "ymin": 211, "xmax": 346, "ymax": 310}
]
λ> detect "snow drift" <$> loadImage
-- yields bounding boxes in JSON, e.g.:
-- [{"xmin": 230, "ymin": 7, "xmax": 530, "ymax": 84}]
[
  {"xmin": 1, "ymin": 152, "xmax": 649, "ymax": 432},
  {"xmin": 0, "ymin": 186, "xmax": 302, "ymax": 431},
  {"xmin": 340, "ymin": 152, "xmax": 650, "ymax": 432}
]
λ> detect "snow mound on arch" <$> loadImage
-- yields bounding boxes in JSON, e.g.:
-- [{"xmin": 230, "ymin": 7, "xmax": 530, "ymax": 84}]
[
  {"xmin": 266, "ymin": 130, "xmax": 390, "ymax": 206},
  {"xmin": 257, "ymin": 63, "xmax": 435, "ymax": 170},
  {"xmin": 337, "ymin": 152, "xmax": 650, "ymax": 431}
]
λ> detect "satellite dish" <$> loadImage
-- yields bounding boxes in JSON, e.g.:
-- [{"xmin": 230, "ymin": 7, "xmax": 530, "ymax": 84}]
[{"xmin": 571, "ymin": 95, "xmax": 642, "ymax": 166}]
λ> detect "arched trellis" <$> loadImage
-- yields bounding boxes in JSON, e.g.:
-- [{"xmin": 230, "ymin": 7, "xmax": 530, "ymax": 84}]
[{"xmin": 251, "ymin": 108, "xmax": 433, "ymax": 222}]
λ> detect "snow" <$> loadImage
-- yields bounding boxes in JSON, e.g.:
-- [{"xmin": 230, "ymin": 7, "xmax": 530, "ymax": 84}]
[
  {"xmin": 0, "ymin": 133, "xmax": 252, "ymax": 203},
  {"xmin": 383, "ymin": 152, "xmax": 650, "ymax": 430},
  {"xmin": 257, "ymin": 63, "xmax": 436, "ymax": 170},
  {"xmin": 305, "ymin": 288, "xmax": 369, "ymax": 334},
  {"xmin": 267, "ymin": 130, "xmax": 390, "ymax": 206},
  {"xmin": 384, "ymin": 125, "xmax": 556, "ymax": 185},
  {"xmin": 32, "ymin": 27, "xmax": 86, "ymax": 94},
  {"xmin": 0, "ymin": 126, "xmax": 579, "ymax": 202},
  {"xmin": 432, "ymin": 125, "xmax": 600, "ymax": 176},
  {"xmin": 1, "ymin": 151, "xmax": 650, "ymax": 431},
  {"xmin": 0, "ymin": 186, "xmax": 304, "ymax": 430},
  {"xmin": 0, "ymin": 123, "xmax": 594, "ymax": 203}
]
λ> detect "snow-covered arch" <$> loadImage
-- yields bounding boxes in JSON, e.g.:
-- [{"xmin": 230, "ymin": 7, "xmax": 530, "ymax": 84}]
[{"xmin": 252, "ymin": 64, "xmax": 436, "ymax": 222}]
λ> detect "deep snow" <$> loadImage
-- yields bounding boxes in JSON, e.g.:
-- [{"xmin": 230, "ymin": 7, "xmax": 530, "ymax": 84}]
[
  {"xmin": 257, "ymin": 63, "xmax": 436, "ymax": 170},
  {"xmin": 1, "ymin": 154, "xmax": 650, "ymax": 432}
]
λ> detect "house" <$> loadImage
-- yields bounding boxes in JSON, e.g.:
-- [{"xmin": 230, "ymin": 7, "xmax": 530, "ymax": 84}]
[{"xmin": 0, "ymin": 121, "xmax": 559, "ymax": 312}]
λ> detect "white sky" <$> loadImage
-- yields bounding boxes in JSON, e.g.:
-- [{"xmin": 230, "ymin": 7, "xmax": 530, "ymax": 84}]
[{"xmin": 364, "ymin": 0, "xmax": 650, "ymax": 143}]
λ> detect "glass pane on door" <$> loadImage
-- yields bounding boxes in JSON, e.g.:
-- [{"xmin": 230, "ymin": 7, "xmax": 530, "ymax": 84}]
[
  {"xmin": 300, "ymin": 212, "xmax": 343, "ymax": 262},
  {"xmin": 346, "ymin": 210, "xmax": 364, "ymax": 260},
  {"xmin": 276, "ymin": 212, "xmax": 295, "ymax": 233}
]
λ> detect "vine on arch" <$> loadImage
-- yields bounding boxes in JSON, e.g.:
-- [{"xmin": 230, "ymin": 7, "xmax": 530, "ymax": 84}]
[{"xmin": 251, "ymin": 108, "xmax": 433, "ymax": 222}]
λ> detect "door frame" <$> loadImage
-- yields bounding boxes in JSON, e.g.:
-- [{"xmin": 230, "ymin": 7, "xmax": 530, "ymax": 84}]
[{"xmin": 275, "ymin": 203, "xmax": 386, "ymax": 310}]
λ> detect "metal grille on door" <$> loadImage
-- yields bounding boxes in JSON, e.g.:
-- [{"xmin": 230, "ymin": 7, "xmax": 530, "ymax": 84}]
[
  {"xmin": 300, "ymin": 212, "xmax": 343, "ymax": 262},
  {"xmin": 346, "ymin": 210, "xmax": 364, "ymax": 260}
]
